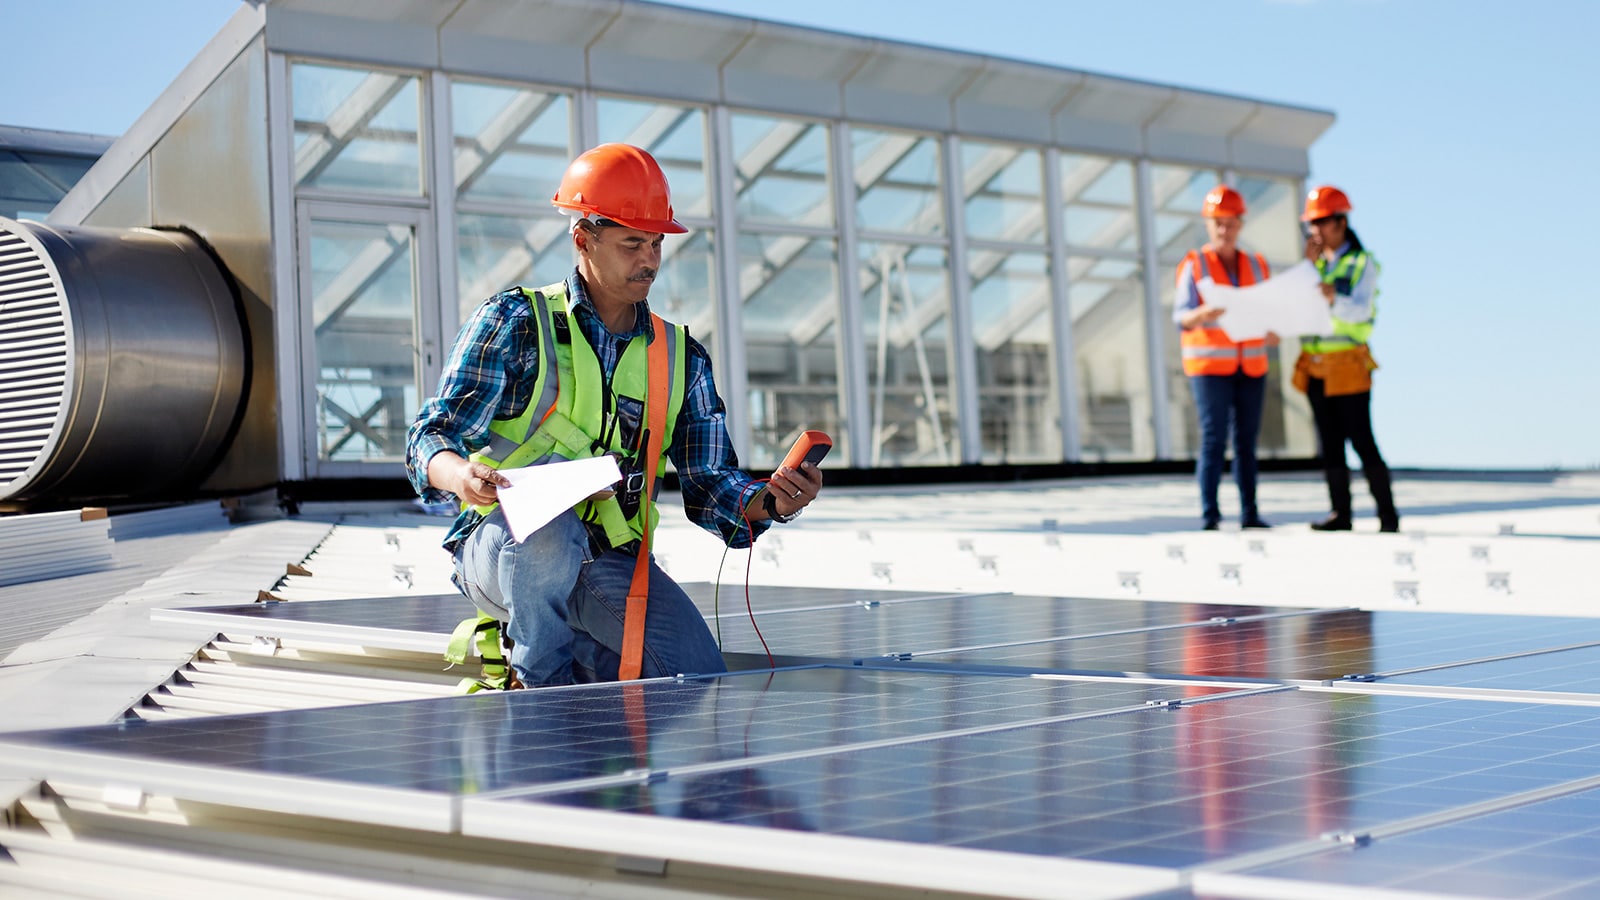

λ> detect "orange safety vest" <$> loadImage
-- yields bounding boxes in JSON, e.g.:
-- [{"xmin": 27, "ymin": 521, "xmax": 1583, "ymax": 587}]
[{"xmin": 1178, "ymin": 248, "xmax": 1271, "ymax": 378}]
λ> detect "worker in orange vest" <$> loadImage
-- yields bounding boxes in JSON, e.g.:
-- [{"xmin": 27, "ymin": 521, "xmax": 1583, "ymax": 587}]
[{"xmin": 1173, "ymin": 185, "xmax": 1277, "ymax": 530}]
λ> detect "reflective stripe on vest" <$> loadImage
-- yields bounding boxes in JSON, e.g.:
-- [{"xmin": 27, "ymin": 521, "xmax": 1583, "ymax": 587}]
[
  {"xmin": 1301, "ymin": 249, "xmax": 1376, "ymax": 355},
  {"xmin": 465, "ymin": 282, "xmax": 687, "ymax": 549},
  {"xmin": 1179, "ymin": 248, "xmax": 1271, "ymax": 377}
]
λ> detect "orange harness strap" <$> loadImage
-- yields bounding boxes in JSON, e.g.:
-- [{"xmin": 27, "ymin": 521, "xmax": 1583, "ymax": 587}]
[{"xmin": 618, "ymin": 313, "xmax": 671, "ymax": 681}]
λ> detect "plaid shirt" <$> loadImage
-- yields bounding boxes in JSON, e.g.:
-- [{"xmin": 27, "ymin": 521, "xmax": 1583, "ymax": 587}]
[{"xmin": 406, "ymin": 269, "xmax": 768, "ymax": 552}]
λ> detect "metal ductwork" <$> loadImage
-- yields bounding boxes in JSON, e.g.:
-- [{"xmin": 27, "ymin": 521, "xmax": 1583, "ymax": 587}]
[{"xmin": 0, "ymin": 217, "xmax": 247, "ymax": 505}]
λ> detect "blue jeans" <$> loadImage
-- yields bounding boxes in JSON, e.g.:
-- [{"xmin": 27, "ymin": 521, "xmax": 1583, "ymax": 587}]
[
  {"xmin": 1190, "ymin": 372, "xmax": 1267, "ymax": 525},
  {"xmin": 452, "ymin": 507, "xmax": 727, "ymax": 686}
]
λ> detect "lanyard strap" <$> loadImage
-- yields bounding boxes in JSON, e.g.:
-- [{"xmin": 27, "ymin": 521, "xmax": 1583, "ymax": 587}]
[{"xmin": 618, "ymin": 313, "xmax": 671, "ymax": 680}]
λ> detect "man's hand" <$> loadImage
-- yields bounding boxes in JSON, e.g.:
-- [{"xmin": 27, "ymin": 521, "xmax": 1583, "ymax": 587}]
[
  {"xmin": 1180, "ymin": 306, "xmax": 1226, "ymax": 330},
  {"xmin": 429, "ymin": 451, "xmax": 510, "ymax": 506},
  {"xmin": 763, "ymin": 460, "xmax": 823, "ymax": 519}
]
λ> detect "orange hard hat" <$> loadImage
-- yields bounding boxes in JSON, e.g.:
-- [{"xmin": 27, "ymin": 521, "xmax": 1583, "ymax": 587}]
[
  {"xmin": 1202, "ymin": 185, "xmax": 1246, "ymax": 218},
  {"xmin": 552, "ymin": 143, "xmax": 686, "ymax": 234},
  {"xmin": 1302, "ymin": 185, "xmax": 1352, "ymax": 222}
]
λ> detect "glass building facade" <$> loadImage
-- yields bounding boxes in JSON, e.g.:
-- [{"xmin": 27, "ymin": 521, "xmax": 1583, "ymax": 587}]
[{"xmin": 47, "ymin": 1, "xmax": 1333, "ymax": 487}]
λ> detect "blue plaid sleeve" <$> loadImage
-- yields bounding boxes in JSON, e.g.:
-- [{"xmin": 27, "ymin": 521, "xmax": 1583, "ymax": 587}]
[
  {"xmin": 405, "ymin": 291, "xmax": 532, "ymax": 504},
  {"xmin": 670, "ymin": 333, "xmax": 770, "ymax": 548}
]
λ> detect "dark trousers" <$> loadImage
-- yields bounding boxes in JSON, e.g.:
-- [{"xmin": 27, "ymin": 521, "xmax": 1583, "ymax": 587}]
[
  {"xmin": 1190, "ymin": 372, "xmax": 1266, "ymax": 525},
  {"xmin": 1305, "ymin": 378, "xmax": 1398, "ymax": 525}
]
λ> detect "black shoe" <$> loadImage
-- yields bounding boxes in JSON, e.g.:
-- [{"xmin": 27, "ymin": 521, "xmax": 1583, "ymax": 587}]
[
  {"xmin": 1242, "ymin": 518, "xmax": 1271, "ymax": 529},
  {"xmin": 1379, "ymin": 518, "xmax": 1401, "ymax": 533},
  {"xmin": 1310, "ymin": 515, "xmax": 1352, "ymax": 532},
  {"xmin": 1202, "ymin": 519, "xmax": 1220, "ymax": 531}
]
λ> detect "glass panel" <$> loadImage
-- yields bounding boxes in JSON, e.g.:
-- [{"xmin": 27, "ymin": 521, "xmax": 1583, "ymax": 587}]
[
  {"xmin": 962, "ymin": 141, "xmax": 1044, "ymax": 244},
  {"xmin": 652, "ymin": 228, "xmax": 718, "ymax": 349},
  {"xmin": 731, "ymin": 113, "xmax": 832, "ymax": 227},
  {"xmin": 853, "ymin": 127, "xmax": 943, "ymax": 237},
  {"xmin": 451, "ymin": 80, "xmax": 570, "ymax": 205},
  {"xmin": 971, "ymin": 249, "xmax": 1058, "ymax": 462},
  {"xmin": 1237, "ymin": 174, "xmax": 1302, "ymax": 269},
  {"xmin": 860, "ymin": 241, "xmax": 955, "ymax": 467},
  {"xmin": 1059, "ymin": 153, "xmax": 1139, "ymax": 252},
  {"xmin": 0, "ymin": 150, "xmax": 96, "ymax": 206},
  {"xmin": 596, "ymin": 97, "xmax": 710, "ymax": 218},
  {"xmin": 292, "ymin": 62, "xmax": 422, "ymax": 196},
  {"xmin": 738, "ymin": 234, "xmax": 842, "ymax": 468},
  {"xmin": 1150, "ymin": 163, "xmax": 1218, "ymax": 266},
  {"xmin": 1150, "ymin": 164, "xmax": 1218, "ymax": 460},
  {"xmin": 455, "ymin": 213, "xmax": 572, "ymax": 320},
  {"xmin": 1068, "ymin": 255, "xmax": 1152, "ymax": 460},
  {"xmin": 308, "ymin": 218, "xmax": 418, "ymax": 462}
]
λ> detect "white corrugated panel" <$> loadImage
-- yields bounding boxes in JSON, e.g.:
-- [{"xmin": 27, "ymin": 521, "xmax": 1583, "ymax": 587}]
[
  {"xmin": 133, "ymin": 638, "xmax": 462, "ymax": 720},
  {"xmin": 0, "ymin": 509, "xmax": 113, "ymax": 586}
]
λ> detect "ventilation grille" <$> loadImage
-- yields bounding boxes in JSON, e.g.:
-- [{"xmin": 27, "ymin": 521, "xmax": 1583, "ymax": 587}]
[{"xmin": 0, "ymin": 225, "xmax": 69, "ymax": 492}]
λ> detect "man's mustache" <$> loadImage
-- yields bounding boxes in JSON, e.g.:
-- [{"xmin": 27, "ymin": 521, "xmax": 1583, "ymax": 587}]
[{"xmin": 629, "ymin": 268, "xmax": 658, "ymax": 282}]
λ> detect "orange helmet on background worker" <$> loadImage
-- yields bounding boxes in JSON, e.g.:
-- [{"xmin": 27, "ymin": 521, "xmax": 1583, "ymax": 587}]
[
  {"xmin": 1302, "ymin": 185, "xmax": 1352, "ymax": 222},
  {"xmin": 552, "ymin": 143, "xmax": 687, "ymax": 234},
  {"xmin": 1202, "ymin": 185, "xmax": 1247, "ymax": 218}
]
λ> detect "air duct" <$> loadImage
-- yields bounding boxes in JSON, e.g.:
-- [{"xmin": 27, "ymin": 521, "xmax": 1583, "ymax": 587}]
[{"xmin": 0, "ymin": 217, "xmax": 247, "ymax": 505}]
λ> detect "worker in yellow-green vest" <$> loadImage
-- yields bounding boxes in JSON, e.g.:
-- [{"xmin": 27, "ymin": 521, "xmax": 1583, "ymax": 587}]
[
  {"xmin": 406, "ymin": 143, "xmax": 823, "ymax": 688},
  {"xmin": 1294, "ymin": 185, "xmax": 1399, "ymax": 532},
  {"xmin": 1173, "ymin": 185, "xmax": 1277, "ymax": 531}
]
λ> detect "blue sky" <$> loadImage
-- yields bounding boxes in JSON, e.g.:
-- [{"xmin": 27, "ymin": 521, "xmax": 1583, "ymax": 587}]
[{"xmin": 2, "ymin": 0, "xmax": 1594, "ymax": 470}]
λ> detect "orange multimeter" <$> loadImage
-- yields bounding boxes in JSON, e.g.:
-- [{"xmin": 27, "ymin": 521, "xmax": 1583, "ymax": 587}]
[
  {"xmin": 747, "ymin": 430, "xmax": 831, "ymax": 518},
  {"xmin": 779, "ymin": 430, "xmax": 832, "ymax": 470}
]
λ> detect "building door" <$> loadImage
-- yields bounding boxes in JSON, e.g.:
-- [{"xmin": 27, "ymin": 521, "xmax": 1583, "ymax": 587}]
[{"xmin": 295, "ymin": 201, "xmax": 438, "ymax": 478}]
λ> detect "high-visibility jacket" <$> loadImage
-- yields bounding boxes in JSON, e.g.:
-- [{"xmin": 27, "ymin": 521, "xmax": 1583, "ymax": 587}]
[
  {"xmin": 1178, "ymin": 248, "xmax": 1271, "ymax": 377},
  {"xmin": 465, "ymin": 282, "xmax": 688, "ymax": 551},
  {"xmin": 1300, "ymin": 246, "xmax": 1379, "ymax": 356}
]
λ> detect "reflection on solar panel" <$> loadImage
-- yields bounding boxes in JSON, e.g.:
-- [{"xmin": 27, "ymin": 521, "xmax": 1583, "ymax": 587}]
[
  {"xmin": 8, "ymin": 584, "xmax": 1600, "ymax": 897},
  {"xmin": 1205, "ymin": 785, "xmax": 1600, "ymax": 899},
  {"xmin": 901, "ymin": 608, "xmax": 1600, "ymax": 683},
  {"xmin": 712, "ymin": 593, "xmax": 1328, "ymax": 661}
]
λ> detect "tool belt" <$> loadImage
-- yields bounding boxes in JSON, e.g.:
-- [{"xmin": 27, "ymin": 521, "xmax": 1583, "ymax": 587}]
[{"xmin": 1293, "ymin": 345, "xmax": 1377, "ymax": 397}]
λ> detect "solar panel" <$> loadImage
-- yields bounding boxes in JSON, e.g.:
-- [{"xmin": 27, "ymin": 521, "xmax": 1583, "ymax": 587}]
[
  {"xmin": 712, "ymin": 592, "xmax": 1326, "ymax": 661},
  {"xmin": 14, "ymin": 583, "xmax": 1600, "ymax": 897},
  {"xmin": 463, "ymin": 688, "xmax": 1600, "ymax": 872},
  {"xmin": 1205, "ymin": 785, "xmax": 1600, "ymax": 899},
  {"xmin": 0, "ymin": 668, "xmax": 1232, "ymax": 821}
]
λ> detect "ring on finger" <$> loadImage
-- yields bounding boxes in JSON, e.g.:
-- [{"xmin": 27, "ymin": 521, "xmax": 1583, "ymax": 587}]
[{"xmin": 790, "ymin": 489, "xmax": 801, "ymax": 499}]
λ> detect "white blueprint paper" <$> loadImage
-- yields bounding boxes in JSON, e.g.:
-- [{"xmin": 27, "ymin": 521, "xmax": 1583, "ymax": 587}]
[
  {"xmin": 495, "ymin": 455, "xmax": 622, "ymax": 543},
  {"xmin": 1198, "ymin": 260, "xmax": 1336, "ymax": 340}
]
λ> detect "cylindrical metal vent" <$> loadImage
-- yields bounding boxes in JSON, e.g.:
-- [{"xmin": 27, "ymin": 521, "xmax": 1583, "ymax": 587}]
[{"xmin": 0, "ymin": 217, "xmax": 247, "ymax": 504}]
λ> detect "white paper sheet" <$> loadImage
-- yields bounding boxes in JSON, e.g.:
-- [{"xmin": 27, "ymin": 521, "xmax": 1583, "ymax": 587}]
[
  {"xmin": 494, "ymin": 455, "xmax": 622, "ymax": 543},
  {"xmin": 1197, "ymin": 260, "xmax": 1336, "ymax": 340}
]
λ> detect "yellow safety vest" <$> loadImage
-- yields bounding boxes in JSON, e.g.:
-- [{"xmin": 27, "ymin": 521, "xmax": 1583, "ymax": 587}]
[
  {"xmin": 465, "ymin": 282, "xmax": 687, "ymax": 550},
  {"xmin": 1300, "ymin": 248, "xmax": 1379, "ymax": 355}
]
